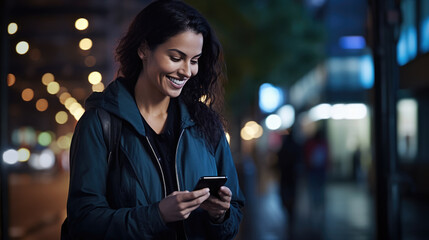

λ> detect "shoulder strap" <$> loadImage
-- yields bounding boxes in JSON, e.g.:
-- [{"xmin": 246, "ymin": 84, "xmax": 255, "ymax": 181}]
[
  {"xmin": 97, "ymin": 108, "xmax": 122, "ymax": 164},
  {"xmin": 97, "ymin": 108, "xmax": 111, "ymax": 150}
]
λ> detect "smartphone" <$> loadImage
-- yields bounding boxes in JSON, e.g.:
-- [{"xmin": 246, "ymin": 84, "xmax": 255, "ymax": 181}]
[{"xmin": 194, "ymin": 176, "xmax": 227, "ymax": 198}]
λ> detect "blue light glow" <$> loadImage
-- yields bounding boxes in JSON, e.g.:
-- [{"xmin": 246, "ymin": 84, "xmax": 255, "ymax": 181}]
[
  {"xmin": 259, "ymin": 83, "xmax": 284, "ymax": 113},
  {"xmin": 397, "ymin": 33, "xmax": 408, "ymax": 66},
  {"xmin": 397, "ymin": 26, "xmax": 418, "ymax": 66},
  {"xmin": 360, "ymin": 54, "xmax": 374, "ymax": 89},
  {"xmin": 339, "ymin": 36, "xmax": 366, "ymax": 50},
  {"xmin": 407, "ymin": 27, "xmax": 417, "ymax": 59}
]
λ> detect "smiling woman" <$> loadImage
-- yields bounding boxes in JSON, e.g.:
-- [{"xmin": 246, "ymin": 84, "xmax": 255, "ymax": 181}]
[
  {"xmin": 135, "ymin": 30, "xmax": 203, "ymax": 100},
  {"xmin": 62, "ymin": 1, "xmax": 245, "ymax": 239}
]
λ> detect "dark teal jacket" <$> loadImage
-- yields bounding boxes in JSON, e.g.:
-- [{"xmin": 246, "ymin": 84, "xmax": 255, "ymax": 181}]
[{"xmin": 64, "ymin": 78, "xmax": 245, "ymax": 239}]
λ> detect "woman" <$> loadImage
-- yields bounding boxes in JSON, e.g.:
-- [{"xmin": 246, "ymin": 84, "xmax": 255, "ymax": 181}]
[{"xmin": 62, "ymin": 0, "xmax": 245, "ymax": 239}]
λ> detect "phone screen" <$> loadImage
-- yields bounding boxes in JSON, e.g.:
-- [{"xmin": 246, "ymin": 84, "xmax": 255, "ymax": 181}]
[{"xmin": 194, "ymin": 176, "xmax": 227, "ymax": 198}]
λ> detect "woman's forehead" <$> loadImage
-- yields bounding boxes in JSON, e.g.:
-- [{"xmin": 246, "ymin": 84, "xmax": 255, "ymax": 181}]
[{"xmin": 158, "ymin": 30, "xmax": 203, "ymax": 55}]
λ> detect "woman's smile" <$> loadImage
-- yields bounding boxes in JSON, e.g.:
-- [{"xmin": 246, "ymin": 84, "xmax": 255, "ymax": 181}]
[{"xmin": 167, "ymin": 75, "xmax": 188, "ymax": 89}]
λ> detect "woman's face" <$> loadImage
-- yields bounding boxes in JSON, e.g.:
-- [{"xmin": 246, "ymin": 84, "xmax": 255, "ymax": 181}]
[{"xmin": 139, "ymin": 30, "xmax": 203, "ymax": 98}]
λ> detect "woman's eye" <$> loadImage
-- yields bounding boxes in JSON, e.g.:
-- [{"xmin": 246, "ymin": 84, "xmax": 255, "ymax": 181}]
[
  {"xmin": 191, "ymin": 60, "xmax": 198, "ymax": 65},
  {"xmin": 170, "ymin": 57, "xmax": 181, "ymax": 62}
]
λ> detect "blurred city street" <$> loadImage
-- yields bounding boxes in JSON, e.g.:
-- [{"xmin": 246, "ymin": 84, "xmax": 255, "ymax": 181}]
[
  {"xmin": 5, "ymin": 169, "xmax": 375, "ymax": 240},
  {"xmin": 8, "ymin": 171, "xmax": 67, "ymax": 240},
  {"xmin": 255, "ymin": 180, "xmax": 375, "ymax": 240},
  {"xmin": 2, "ymin": 0, "xmax": 429, "ymax": 239},
  {"xmin": 6, "ymin": 169, "xmax": 429, "ymax": 240}
]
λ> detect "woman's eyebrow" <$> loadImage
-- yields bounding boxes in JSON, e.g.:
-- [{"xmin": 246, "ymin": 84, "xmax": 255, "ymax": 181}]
[{"xmin": 168, "ymin": 49, "xmax": 202, "ymax": 58}]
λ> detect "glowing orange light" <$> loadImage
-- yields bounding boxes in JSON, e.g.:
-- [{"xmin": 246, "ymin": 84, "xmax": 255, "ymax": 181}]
[
  {"xmin": 22, "ymin": 88, "xmax": 34, "ymax": 101},
  {"xmin": 42, "ymin": 73, "xmax": 54, "ymax": 85},
  {"xmin": 7, "ymin": 74, "xmax": 16, "ymax": 86},
  {"xmin": 36, "ymin": 98, "xmax": 48, "ymax": 112}
]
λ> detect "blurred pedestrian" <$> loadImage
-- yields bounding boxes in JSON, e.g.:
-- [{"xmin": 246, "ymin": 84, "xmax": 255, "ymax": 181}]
[
  {"xmin": 61, "ymin": 1, "xmax": 244, "ymax": 239},
  {"xmin": 277, "ymin": 129, "xmax": 300, "ymax": 240},
  {"xmin": 303, "ymin": 128, "xmax": 329, "ymax": 234}
]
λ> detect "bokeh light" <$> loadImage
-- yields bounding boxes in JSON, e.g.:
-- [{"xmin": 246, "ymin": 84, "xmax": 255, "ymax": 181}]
[
  {"xmin": 36, "ymin": 98, "xmax": 48, "ymax": 112},
  {"xmin": 11, "ymin": 127, "xmax": 37, "ymax": 146},
  {"xmin": 331, "ymin": 104, "xmax": 346, "ymax": 120},
  {"xmin": 241, "ymin": 128, "xmax": 253, "ymax": 141},
  {"xmin": 309, "ymin": 103, "xmax": 332, "ymax": 121},
  {"xmin": 308, "ymin": 103, "xmax": 368, "ymax": 121},
  {"xmin": 241, "ymin": 121, "xmax": 263, "ymax": 141},
  {"xmin": 3, "ymin": 149, "xmax": 18, "ymax": 165},
  {"xmin": 22, "ymin": 88, "xmax": 34, "ymax": 101},
  {"xmin": 277, "ymin": 105, "xmax": 295, "ymax": 130},
  {"xmin": 92, "ymin": 82, "xmax": 105, "ymax": 92},
  {"xmin": 16, "ymin": 41, "xmax": 29, "ymax": 55},
  {"xmin": 8, "ymin": 22, "xmax": 18, "ymax": 35},
  {"xmin": 29, "ymin": 149, "xmax": 56, "ymax": 170},
  {"xmin": 59, "ymin": 92, "xmax": 72, "ymax": 104},
  {"xmin": 57, "ymin": 134, "xmax": 72, "ymax": 149},
  {"xmin": 39, "ymin": 149, "xmax": 56, "ymax": 168},
  {"xmin": 71, "ymin": 108, "xmax": 85, "ymax": 121},
  {"xmin": 17, "ymin": 148, "xmax": 30, "ymax": 162},
  {"xmin": 7, "ymin": 73, "xmax": 16, "ymax": 87},
  {"xmin": 79, "ymin": 38, "xmax": 93, "ymax": 50},
  {"xmin": 259, "ymin": 83, "xmax": 284, "ymax": 113},
  {"xmin": 69, "ymin": 102, "xmax": 81, "ymax": 113},
  {"xmin": 38, "ymin": 131, "xmax": 53, "ymax": 146},
  {"xmin": 265, "ymin": 114, "xmax": 282, "ymax": 130},
  {"xmin": 55, "ymin": 111, "xmax": 68, "ymax": 124},
  {"xmin": 42, "ymin": 73, "xmax": 55, "ymax": 85},
  {"xmin": 64, "ymin": 97, "xmax": 77, "ymax": 109},
  {"xmin": 346, "ymin": 104, "xmax": 367, "ymax": 119},
  {"xmin": 75, "ymin": 18, "xmax": 89, "ymax": 31},
  {"xmin": 88, "ymin": 71, "xmax": 102, "ymax": 84},
  {"xmin": 47, "ymin": 81, "xmax": 60, "ymax": 94}
]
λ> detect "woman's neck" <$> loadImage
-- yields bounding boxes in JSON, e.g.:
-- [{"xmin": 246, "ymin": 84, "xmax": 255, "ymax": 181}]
[
  {"xmin": 134, "ymin": 73, "xmax": 170, "ymax": 116},
  {"xmin": 134, "ymin": 73, "xmax": 171, "ymax": 134}
]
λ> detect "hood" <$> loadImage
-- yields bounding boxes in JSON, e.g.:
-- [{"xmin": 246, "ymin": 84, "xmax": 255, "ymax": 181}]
[{"xmin": 85, "ymin": 77, "xmax": 194, "ymax": 136}]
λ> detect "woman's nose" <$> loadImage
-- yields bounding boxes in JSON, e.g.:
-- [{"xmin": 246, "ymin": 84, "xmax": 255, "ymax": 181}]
[{"xmin": 178, "ymin": 62, "xmax": 192, "ymax": 78}]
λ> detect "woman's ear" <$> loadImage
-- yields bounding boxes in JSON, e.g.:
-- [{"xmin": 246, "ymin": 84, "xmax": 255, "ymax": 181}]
[{"xmin": 137, "ymin": 42, "xmax": 149, "ymax": 60}]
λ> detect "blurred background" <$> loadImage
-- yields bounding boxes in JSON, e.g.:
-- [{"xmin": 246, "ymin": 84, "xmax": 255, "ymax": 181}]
[{"xmin": 1, "ymin": 0, "xmax": 429, "ymax": 239}]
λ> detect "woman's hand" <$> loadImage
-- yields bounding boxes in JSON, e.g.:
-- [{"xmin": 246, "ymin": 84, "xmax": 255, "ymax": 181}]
[
  {"xmin": 200, "ymin": 186, "xmax": 232, "ymax": 222},
  {"xmin": 158, "ymin": 188, "xmax": 210, "ymax": 223}
]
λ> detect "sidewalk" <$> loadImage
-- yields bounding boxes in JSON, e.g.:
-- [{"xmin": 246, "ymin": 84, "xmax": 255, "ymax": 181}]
[{"xmin": 244, "ymin": 178, "xmax": 374, "ymax": 240}]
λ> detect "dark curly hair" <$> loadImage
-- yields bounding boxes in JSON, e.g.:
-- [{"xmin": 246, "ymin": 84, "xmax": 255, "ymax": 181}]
[{"xmin": 115, "ymin": 0, "xmax": 226, "ymax": 149}]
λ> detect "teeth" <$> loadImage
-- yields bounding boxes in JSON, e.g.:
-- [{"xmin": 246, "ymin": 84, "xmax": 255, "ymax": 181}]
[{"xmin": 168, "ymin": 76, "xmax": 186, "ymax": 85}]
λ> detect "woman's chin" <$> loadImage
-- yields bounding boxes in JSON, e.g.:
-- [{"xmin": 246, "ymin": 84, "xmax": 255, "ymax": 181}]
[{"xmin": 166, "ymin": 89, "xmax": 183, "ymax": 98}]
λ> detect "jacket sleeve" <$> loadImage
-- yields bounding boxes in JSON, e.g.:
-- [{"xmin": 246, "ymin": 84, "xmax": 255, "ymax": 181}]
[
  {"xmin": 207, "ymin": 133, "xmax": 245, "ymax": 240},
  {"xmin": 66, "ymin": 109, "xmax": 169, "ymax": 239}
]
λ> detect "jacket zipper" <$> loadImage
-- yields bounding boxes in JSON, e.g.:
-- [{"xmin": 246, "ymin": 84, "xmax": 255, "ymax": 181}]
[
  {"xmin": 145, "ymin": 136, "xmax": 167, "ymax": 198},
  {"xmin": 174, "ymin": 129, "xmax": 185, "ymax": 191},
  {"xmin": 175, "ymin": 129, "xmax": 188, "ymax": 240}
]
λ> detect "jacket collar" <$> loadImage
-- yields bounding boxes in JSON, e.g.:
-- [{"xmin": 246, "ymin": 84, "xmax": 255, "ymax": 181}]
[{"xmin": 85, "ymin": 77, "xmax": 195, "ymax": 137}]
